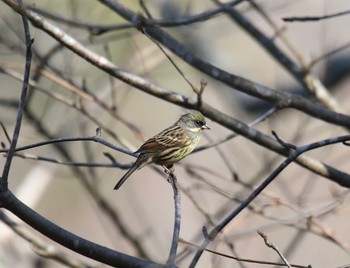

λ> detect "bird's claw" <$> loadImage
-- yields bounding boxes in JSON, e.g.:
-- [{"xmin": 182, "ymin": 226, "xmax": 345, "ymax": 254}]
[{"xmin": 163, "ymin": 165, "xmax": 174, "ymax": 175}]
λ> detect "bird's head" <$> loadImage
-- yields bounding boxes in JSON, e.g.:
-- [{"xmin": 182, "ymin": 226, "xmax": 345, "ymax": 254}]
[{"xmin": 180, "ymin": 110, "xmax": 210, "ymax": 133}]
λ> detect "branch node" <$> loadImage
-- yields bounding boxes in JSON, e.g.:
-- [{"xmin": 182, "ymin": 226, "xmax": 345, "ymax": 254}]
[
  {"xmin": 96, "ymin": 127, "xmax": 102, "ymax": 136},
  {"xmin": 272, "ymin": 131, "xmax": 297, "ymax": 150},
  {"xmin": 195, "ymin": 79, "xmax": 207, "ymax": 107},
  {"xmin": 135, "ymin": 13, "xmax": 146, "ymax": 34},
  {"xmin": 103, "ymin": 152, "xmax": 117, "ymax": 165},
  {"xmin": 342, "ymin": 141, "xmax": 350, "ymax": 146},
  {"xmin": 202, "ymin": 226, "xmax": 209, "ymax": 240},
  {"xmin": 257, "ymin": 230, "xmax": 271, "ymax": 246}
]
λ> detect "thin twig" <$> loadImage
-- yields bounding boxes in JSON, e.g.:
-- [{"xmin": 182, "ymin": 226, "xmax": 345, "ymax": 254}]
[
  {"xmin": 143, "ymin": 31, "xmax": 198, "ymax": 94},
  {"xmin": 272, "ymin": 131, "xmax": 297, "ymax": 150},
  {"xmin": 283, "ymin": 10, "xmax": 350, "ymax": 22},
  {"xmin": 139, "ymin": 0, "xmax": 152, "ymax": 19},
  {"xmin": 310, "ymin": 41, "xmax": 350, "ymax": 67},
  {"xmin": 194, "ymin": 106, "xmax": 279, "ymax": 153},
  {"xmin": 12, "ymin": 151, "xmax": 132, "ymax": 168},
  {"xmin": 1, "ymin": 0, "xmax": 33, "ymax": 189},
  {"xmin": 258, "ymin": 230, "xmax": 292, "ymax": 268},
  {"xmin": 0, "ymin": 135, "xmax": 136, "ymax": 157},
  {"xmin": 179, "ymin": 238, "xmax": 309, "ymax": 268},
  {"xmin": 0, "ymin": 122, "xmax": 12, "ymax": 144}
]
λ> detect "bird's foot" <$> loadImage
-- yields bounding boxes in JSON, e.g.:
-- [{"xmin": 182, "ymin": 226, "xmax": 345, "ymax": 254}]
[
  {"xmin": 163, "ymin": 165, "xmax": 175, "ymax": 183},
  {"xmin": 163, "ymin": 165, "xmax": 174, "ymax": 175}
]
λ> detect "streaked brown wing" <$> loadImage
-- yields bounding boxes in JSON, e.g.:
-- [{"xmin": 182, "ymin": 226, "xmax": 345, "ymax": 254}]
[{"xmin": 135, "ymin": 124, "xmax": 185, "ymax": 154}]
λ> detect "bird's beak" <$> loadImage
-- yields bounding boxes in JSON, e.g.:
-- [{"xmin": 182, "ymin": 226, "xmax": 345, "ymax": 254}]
[{"xmin": 202, "ymin": 124, "xmax": 210, "ymax": 130}]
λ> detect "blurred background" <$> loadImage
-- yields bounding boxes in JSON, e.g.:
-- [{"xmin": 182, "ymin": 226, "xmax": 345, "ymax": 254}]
[{"xmin": 1, "ymin": 0, "xmax": 350, "ymax": 267}]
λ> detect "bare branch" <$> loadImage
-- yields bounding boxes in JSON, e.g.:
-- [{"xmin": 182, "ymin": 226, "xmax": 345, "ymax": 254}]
[
  {"xmin": 190, "ymin": 133, "xmax": 350, "ymax": 266},
  {"xmin": 1, "ymin": 0, "xmax": 33, "ymax": 188},
  {"xmin": 166, "ymin": 168, "xmax": 181, "ymax": 266}
]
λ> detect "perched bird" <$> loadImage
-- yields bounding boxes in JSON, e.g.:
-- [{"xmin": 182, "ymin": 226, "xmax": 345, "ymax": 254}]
[{"xmin": 114, "ymin": 110, "xmax": 210, "ymax": 190}]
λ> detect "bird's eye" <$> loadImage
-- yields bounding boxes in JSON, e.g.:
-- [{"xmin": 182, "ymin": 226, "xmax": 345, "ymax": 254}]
[{"xmin": 195, "ymin": 120, "xmax": 203, "ymax": 126}]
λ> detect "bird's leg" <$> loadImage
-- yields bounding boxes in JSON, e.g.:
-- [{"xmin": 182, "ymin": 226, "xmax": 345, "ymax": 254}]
[{"xmin": 163, "ymin": 164, "xmax": 175, "ymax": 183}]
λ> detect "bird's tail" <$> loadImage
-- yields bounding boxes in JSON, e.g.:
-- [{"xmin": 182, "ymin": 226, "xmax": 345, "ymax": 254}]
[{"xmin": 113, "ymin": 160, "xmax": 141, "ymax": 190}]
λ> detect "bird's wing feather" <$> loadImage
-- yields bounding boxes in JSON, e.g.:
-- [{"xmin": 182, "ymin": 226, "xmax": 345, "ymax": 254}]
[{"xmin": 135, "ymin": 124, "xmax": 185, "ymax": 154}]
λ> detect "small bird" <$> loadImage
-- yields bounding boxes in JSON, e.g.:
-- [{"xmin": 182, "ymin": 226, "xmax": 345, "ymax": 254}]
[{"xmin": 114, "ymin": 110, "xmax": 210, "ymax": 190}]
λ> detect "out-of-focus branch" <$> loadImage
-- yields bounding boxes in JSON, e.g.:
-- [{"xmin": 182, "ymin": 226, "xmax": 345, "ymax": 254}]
[
  {"xmin": 0, "ymin": 65, "xmax": 126, "ymax": 142},
  {"xmin": 211, "ymin": 0, "xmax": 341, "ymax": 112},
  {"xmin": 2, "ymin": 0, "xmax": 350, "ymax": 188},
  {"xmin": 247, "ymin": 0, "xmax": 306, "ymax": 67},
  {"xmin": 28, "ymin": 0, "xmax": 244, "ymax": 33},
  {"xmin": 310, "ymin": 41, "xmax": 350, "ymax": 67},
  {"xmin": 0, "ymin": 211, "xmax": 92, "ymax": 268},
  {"xmin": 0, "ymin": 190, "xmax": 164, "ymax": 268},
  {"xmin": 29, "ymin": 5, "xmax": 133, "ymax": 34},
  {"xmin": 0, "ymin": 62, "xmax": 143, "ymax": 142},
  {"xmin": 0, "ymin": 101, "xmax": 143, "ymax": 252},
  {"xmin": 5, "ymin": 0, "xmax": 350, "ymax": 127},
  {"xmin": 0, "ymin": 1, "xmax": 160, "ymax": 265},
  {"xmin": 189, "ymin": 133, "xmax": 350, "ymax": 266},
  {"xmin": 96, "ymin": 0, "xmax": 348, "ymax": 118}
]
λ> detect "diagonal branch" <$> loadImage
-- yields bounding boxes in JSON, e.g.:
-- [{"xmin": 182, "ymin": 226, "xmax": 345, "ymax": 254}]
[
  {"xmin": 189, "ymin": 133, "xmax": 350, "ymax": 267},
  {"xmin": 211, "ymin": 0, "xmax": 341, "ymax": 112},
  {"xmin": 97, "ymin": 0, "xmax": 348, "ymax": 120},
  {"xmin": 0, "ymin": 190, "xmax": 164, "ymax": 268}
]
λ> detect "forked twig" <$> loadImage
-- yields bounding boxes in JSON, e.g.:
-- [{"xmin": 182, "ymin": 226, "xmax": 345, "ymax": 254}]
[{"xmin": 258, "ymin": 230, "xmax": 292, "ymax": 268}]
